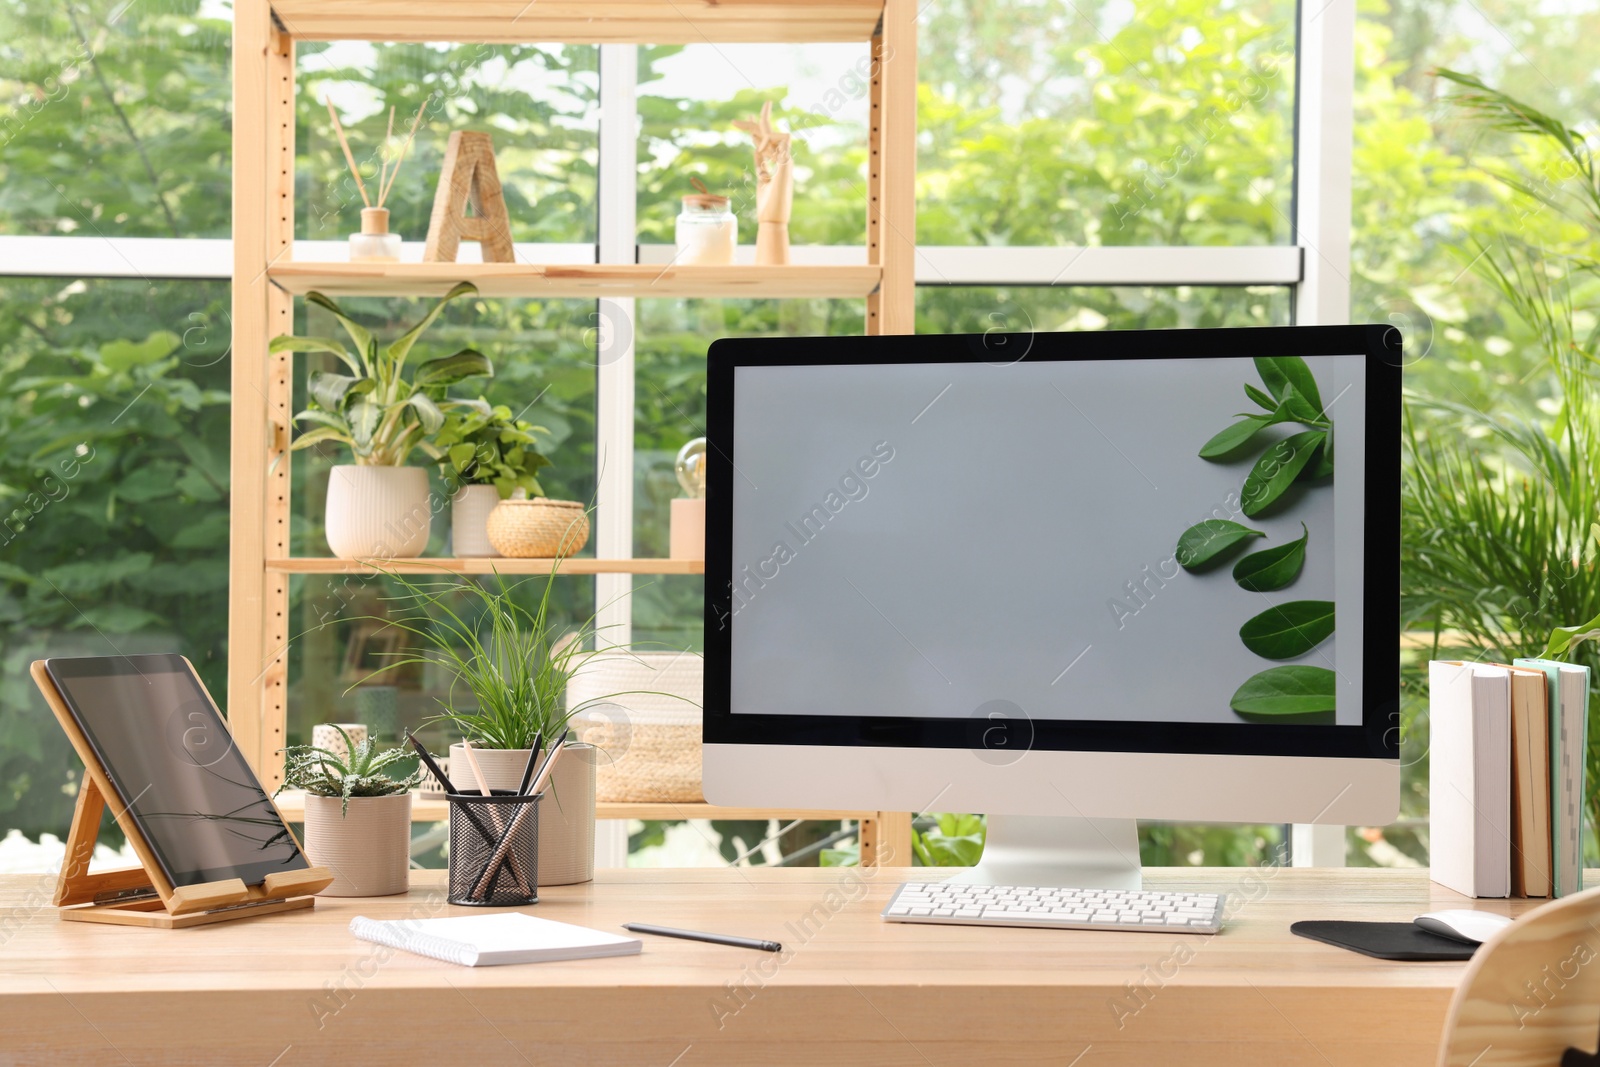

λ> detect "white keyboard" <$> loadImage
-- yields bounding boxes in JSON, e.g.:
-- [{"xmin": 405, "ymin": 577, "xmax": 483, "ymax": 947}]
[{"xmin": 882, "ymin": 882, "xmax": 1226, "ymax": 934}]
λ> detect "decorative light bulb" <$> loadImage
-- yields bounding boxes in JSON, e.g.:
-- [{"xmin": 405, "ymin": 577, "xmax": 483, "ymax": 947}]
[{"xmin": 675, "ymin": 437, "xmax": 707, "ymax": 499}]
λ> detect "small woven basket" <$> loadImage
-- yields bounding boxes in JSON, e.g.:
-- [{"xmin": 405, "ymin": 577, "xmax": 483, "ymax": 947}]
[
  {"xmin": 568, "ymin": 651, "xmax": 703, "ymax": 803},
  {"xmin": 485, "ymin": 498, "xmax": 591, "ymax": 558}
]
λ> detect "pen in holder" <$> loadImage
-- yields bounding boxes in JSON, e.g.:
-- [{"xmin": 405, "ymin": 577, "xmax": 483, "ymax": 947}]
[{"xmin": 447, "ymin": 790, "xmax": 540, "ymax": 907}]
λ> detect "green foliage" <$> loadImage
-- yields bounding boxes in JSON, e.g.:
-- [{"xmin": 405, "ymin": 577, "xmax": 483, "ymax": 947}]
[
  {"xmin": 1232, "ymin": 524, "xmax": 1308, "ymax": 592},
  {"xmin": 1239, "ymin": 601, "xmax": 1337, "ymax": 659},
  {"xmin": 278, "ymin": 727, "xmax": 422, "ymax": 816},
  {"xmin": 1229, "ymin": 665, "xmax": 1339, "ymax": 716},
  {"xmin": 912, "ymin": 814, "xmax": 987, "ymax": 867},
  {"xmin": 274, "ymin": 283, "xmax": 493, "ymax": 466},
  {"xmin": 1175, "ymin": 520, "xmax": 1265, "ymax": 570},
  {"xmin": 434, "ymin": 403, "xmax": 551, "ymax": 499},
  {"xmin": 369, "ymin": 567, "xmax": 602, "ymax": 750}
]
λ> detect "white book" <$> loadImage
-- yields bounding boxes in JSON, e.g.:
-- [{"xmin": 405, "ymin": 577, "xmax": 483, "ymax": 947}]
[
  {"xmin": 1515, "ymin": 658, "xmax": 1590, "ymax": 897},
  {"xmin": 350, "ymin": 913, "xmax": 642, "ymax": 967},
  {"xmin": 1429, "ymin": 661, "xmax": 1512, "ymax": 898}
]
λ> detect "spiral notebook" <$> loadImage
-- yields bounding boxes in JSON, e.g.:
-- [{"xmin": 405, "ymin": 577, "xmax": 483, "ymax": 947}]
[{"xmin": 350, "ymin": 913, "xmax": 642, "ymax": 967}]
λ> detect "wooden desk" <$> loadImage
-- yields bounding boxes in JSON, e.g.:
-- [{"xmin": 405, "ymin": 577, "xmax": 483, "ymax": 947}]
[{"xmin": 0, "ymin": 867, "xmax": 1529, "ymax": 1066}]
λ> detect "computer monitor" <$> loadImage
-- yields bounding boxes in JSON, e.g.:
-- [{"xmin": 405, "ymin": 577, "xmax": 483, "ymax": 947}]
[{"xmin": 701, "ymin": 324, "xmax": 1400, "ymax": 888}]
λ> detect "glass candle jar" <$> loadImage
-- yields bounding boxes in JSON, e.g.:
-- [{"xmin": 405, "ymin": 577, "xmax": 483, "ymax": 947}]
[
  {"xmin": 675, "ymin": 195, "xmax": 736, "ymax": 265},
  {"xmin": 349, "ymin": 206, "xmax": 401, "ymax": 262}
]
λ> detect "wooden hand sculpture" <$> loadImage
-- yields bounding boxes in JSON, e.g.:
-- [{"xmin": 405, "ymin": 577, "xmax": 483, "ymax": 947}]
[{"xmin": 732, "ymin": 101, "xmax": 793, "ymax": 265}]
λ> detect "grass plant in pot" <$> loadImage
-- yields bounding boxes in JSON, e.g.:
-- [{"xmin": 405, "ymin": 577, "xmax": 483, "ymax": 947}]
[
  {"xmin": 435, "ymin": 403, "xmax": 551, "ymax": 558},
  {"xmin": 278, "ymin": 727, "xmax": 421, "ymax": 897},
  {"xmin": 368, "ymin": 560, "xmax": 658, "ymax": 885},
  {"xmin": 271, "ymin": 281, "xmax": 493, "ymax": 559}
]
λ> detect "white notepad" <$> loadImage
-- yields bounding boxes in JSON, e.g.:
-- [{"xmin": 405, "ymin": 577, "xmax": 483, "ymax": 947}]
[{"xmin": 349, "ymin": 913, "xmax": 642, "ymax": 967}]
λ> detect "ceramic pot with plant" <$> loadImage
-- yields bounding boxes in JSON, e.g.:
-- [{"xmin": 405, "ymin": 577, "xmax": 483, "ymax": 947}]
[
  {"xmin": 435, "ymin": 403, "xmax": 552, "ymax": 558},
  {"xmin": 271, "ymin": 281, "xmax": 493, "ymax": 559},
  {"xmin": 277, "ymin": 727, "xmax": 421, "ymax": 897},
  {"xmin": 363, "ymin": 566, "xmax": 673, "ymax": 886}
]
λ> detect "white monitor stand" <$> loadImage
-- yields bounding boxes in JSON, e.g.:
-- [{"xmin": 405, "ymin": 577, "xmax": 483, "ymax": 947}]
[{"xmin": 941, "ymin": 815, "xmax": 1143, "ymax": 890}]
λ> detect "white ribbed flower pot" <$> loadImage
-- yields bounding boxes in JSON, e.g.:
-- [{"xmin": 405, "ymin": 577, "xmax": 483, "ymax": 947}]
[
  {"xmin": 325, "ymin": 465, "xmax": 432, "ymax": 559},
  {"xmin": 451, "ymin": 484, "xmax": 502, "ymax": 558},
  {"xmin": 450, "ymin": 742, "xmax": 596, "ymax": 886},
  {"xmin": 301, "ymin": 792, "xmax": 412, "ymax": 897}
]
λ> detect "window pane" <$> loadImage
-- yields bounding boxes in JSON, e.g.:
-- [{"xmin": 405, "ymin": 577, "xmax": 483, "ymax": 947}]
[
  {"xmin": 917, "ymin": 284, "xmax": 1292, "ymax": 333},
  {"xmin": 633, "ymin": 297, "xmax": 864, "ymax": 652},
  {"xmin": 0, "ymin": 277, "xmax": 231, "ymax": 860},
  {"xmin": 299, "ymin": 43, "xmax": 599, "ymax": 245},
  {"xmin": 918, "ymin": 0, "xmax": 1298, "ymax": 246},
  {"xmin": 637, "ymin": 44, "xmax": 871, "ymax": 246},
  {"xmin": 0, "ymin": 1, "xmax": 232, "ymax": 238}
]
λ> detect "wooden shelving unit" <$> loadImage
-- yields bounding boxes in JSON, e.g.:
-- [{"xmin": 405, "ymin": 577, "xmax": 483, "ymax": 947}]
[
  {"xmin": 273, "ymin": 790, "xmax": 872, "ymax": 825},
  {"xmin": 231, "ymin": 0, "xmax": 916, "ymax": 866},
  {"xmin": 268, "ymin": 262, "xmax": 883, "ymax": 300},
  {"xmin": 267, "ymin": 557, "xmax": 704, "ymax": 575}
]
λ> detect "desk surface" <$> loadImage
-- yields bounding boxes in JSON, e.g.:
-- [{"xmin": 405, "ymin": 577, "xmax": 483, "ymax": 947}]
[{"xmin": 0, "ymin": 866, "xmax": 1528, "ymax": 1066}]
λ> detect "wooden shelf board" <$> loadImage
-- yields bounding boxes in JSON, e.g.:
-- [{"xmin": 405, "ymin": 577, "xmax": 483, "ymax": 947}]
[
  {"xmin": 269, "ymin": 1, "xmax": 886, "ymax": 44},
  {"xmin": 273, "ymin": 791, "xmax": 868, "ymax": 824},
  {"xmin": 268, "ymin": 261, "xmax": 882, "ymax": 300},
  {"xmin": 267, "ymin": 557, "xmax": 703, "ymax": 576}
]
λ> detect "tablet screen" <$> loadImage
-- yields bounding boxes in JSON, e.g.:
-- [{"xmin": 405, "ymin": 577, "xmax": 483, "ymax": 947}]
[{"xmin": 45, "ymin": 655, "xmax": 308, "ymax": 887}]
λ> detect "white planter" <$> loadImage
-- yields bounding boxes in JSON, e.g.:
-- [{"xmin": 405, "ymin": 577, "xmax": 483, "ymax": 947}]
[
  {"xmin": 325, "ymin": 464, "xmax": 431, "ymax": 559},
  {"xmin": 301, "ymin": 792, "xmax": 412, "ymax": 897},
  {"xmin": 451, "ymin": 484, "xmax": 502, "ymax": 558},
  {"xmin": 450, "ymin": 741, "xmax": 596, "ymax": 886}
]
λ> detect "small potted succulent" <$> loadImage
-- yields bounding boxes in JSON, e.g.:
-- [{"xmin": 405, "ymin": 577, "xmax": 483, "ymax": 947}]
[
  {"xmin": 271, "ymin": 281, "xmax": 493, "ymax": 559},
  {"xmin": 278, "ymin": 727, "xmax": 420, "ymax": 896},
  {"xmin": 434, "ymin": 403, "xmax": 551, "ymax": 557}
]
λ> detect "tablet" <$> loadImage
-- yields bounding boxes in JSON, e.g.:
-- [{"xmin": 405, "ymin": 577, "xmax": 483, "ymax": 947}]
[{"xmin": 44, "ymin": 654, "xmax": 309, "ymax": 888}]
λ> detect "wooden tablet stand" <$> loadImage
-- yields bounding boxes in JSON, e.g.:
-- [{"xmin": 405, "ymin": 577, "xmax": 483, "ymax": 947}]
[{"xmin": 32, "ymin": 660, "xmax": 334, "ymax": 929}]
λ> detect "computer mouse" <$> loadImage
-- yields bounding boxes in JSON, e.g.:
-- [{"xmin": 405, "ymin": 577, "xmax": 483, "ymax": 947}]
[{"xmin": 1413, "ymin": 909, "xmax": 1514, "ymax": 944}]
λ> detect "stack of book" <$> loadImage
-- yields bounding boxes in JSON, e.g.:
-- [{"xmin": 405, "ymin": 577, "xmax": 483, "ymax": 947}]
[{"xmin": 1429, "ymin": 659, "xmax": 1589, "ymax": 899}]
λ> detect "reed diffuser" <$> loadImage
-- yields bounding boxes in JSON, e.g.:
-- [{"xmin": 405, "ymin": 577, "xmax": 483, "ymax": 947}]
[{"xmin": 327, "ymin": 97, "xmax": 425, "ymax": 262}]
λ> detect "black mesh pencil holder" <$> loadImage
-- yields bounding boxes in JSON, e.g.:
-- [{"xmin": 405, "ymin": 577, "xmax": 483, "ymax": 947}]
[{"xmin": 447, "ymin": 790, "xmax": 540, "ymax": 907}]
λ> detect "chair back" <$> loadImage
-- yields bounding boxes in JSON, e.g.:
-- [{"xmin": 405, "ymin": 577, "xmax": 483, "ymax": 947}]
[{"xmin": 1438, "ymin": 886, "xmax": 1600, "ymax": 1066}]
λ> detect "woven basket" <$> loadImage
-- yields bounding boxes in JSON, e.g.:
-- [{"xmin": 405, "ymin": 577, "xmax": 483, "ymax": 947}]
[
  {"xmin": 568, "ymin": 651, "xmax": 703, "ymax": 803},
  {"xmin": 485, "ymin": 498, "xmax": 591, "ymax": 558}
]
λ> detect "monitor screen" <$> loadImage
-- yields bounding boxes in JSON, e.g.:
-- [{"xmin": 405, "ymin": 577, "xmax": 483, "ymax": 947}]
[
  {"xmin": 706, "ymin": 326, "xmax": 1400, "ymax": 761},
  {"xmin": 45, "ymin": 655, "xmax": 308, "ymax": 887}
]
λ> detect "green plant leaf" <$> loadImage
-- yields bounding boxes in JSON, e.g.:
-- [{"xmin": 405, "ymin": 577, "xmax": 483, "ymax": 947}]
[
  {"xmin": 1240, "ymin": 430, "xmax": 1326, "ymax": 516},
  {"xmin": 1232, "ymin": 523, "xmax": 1308, "ymax": 592},
  {"xmin": 267, "ymin": 334, "xmax": 362, "ymax": 376},
  {"xmin": 1244, "ymin": 383, "xmax": 1277, "ymax": 411},
  {"xmin": 1311, "ymin": 426, "xmax": 1334, "ymax": 478},
  {"xmin": 1276, "ymin": 382, "xmax": 1325, "ymax": 426},
  {"xmin": 1229, "ymin": 666, "xmax": 1337, "ymax": 715},
  {"xmin": 289, "ymin": 425, "xmax": 351, "ymax": 451},
  {"xmin": 1255, "ymin": 356, "xmax": 1324, "ymax": 414},
  {"xmin": 348, "ymin": 399, "xmax": 381, "ymax": 450},
  {"xmin": 414, "ymin": 348, "xmax": 493, "ymax": 388},
  {"xmin": 406, "ymin": 392, "xmax": 445, "ymax": 435},
  {"xmin": 304, "ymin": 291, "xmax": 375, "ymax": 374},
  {"xmin": 1239, "ymin": 600, "xmax": 1335, "ymax": 658},
  {"xmin": 1199, "ymin": 415, "xmax": 1274, "ymax": 459},
  {"xmin": 1543, "ymin": 606, "xmax": 1600, "ymax": 657},
  {"xmin": 1175, "ymin": 519, "xmax": 1265, "ymax": 569},
  {"xmin": 385, "ymin": 282, "xmax": 479, "ymax": 369},
  {"xmin": 307, "ymin": 371, "xmax": 367, "ymax": 412}
]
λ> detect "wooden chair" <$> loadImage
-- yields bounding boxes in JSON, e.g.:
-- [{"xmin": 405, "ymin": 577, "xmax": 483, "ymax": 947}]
[{"xmin": 1437, "ymin": 886, "xmax": 1600, "ymax": 1066}]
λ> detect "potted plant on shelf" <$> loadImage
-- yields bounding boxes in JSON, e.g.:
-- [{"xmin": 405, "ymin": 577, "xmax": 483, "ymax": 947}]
[
  {"xmin": 278, "ymin": 727, "xmax": 421, "ymax": 897},
  {"xmin": 271, "ymin": 281, "xmax": 493, "ymax": 559},
  {"xmin": 435, "ymin": 403, "xmax": 552, "ymax": 558},
  {"xmin": 367, "ymin": 560, "xmax": 664, "ymax": 886}
]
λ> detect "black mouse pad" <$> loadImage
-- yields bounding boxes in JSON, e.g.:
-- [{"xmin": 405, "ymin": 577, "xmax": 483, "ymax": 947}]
[{"xmin": 1290, "ymin": 920, "xmax": 1478, "ymax": 960}]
